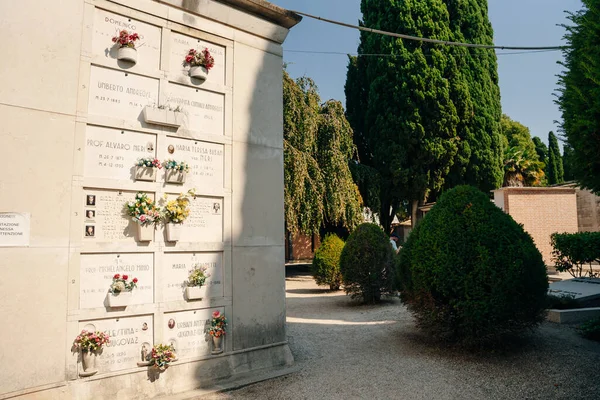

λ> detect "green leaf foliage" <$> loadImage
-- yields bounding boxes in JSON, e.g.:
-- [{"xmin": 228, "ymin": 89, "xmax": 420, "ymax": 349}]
[
  {"xmin": 311, "ymin": 234, "xmax": 345, "ymax": 290},
  {"xmin": 398, "ymin": 185, "xmax": 548, "ymax": 344},
  {"xmin": 339, "ymin": 223, "xmax": 395, "ymax": 303},
  {"xmin": 500, "ymin": 115, "xmax": 545, "ymax": 186},
  {"xmin": 346, "ymin": 0, "xmax": 463, "ymax": 230},
  {"xmin": 579, "ymin": 317, "xmax": 600, "ymax": 341},
  {"xmin": 562, "ymin": 143, "xmax": 576, "ymax": 181},
  {"xmin": 345, "ymin": 0, "xmax": 503, "ymax": 231},
  {"xmin": 444, "ymin": 0, "xmax": 504, "ymax": 192},
  {"xmin": 557, "ymin": 0, "xmax": 600, "ymax": 194},
  {"xmin": 284, "ymin": 71, "xmax": 362, "ymax": 235},
  {"xmin": 551, "ymin": 232, "xmax": 600, "ymax": 278},
  {"xmin": 532, "ymin": 136, "xmax": 548, "ymax": 167},
  {"xmin": 546, "ymin": 131, "xmax": 564, "ymax": 185}
]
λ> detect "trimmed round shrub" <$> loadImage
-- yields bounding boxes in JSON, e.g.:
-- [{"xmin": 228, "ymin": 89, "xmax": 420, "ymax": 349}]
[
  {"xmin": 312, "ymin": 234, "xmax": 345, "ymax": 290},
  {"xmin": 398, "ymin": 185, "xmax": 548, "ymax": 344},
  {"xmin": 340, "ymin": 223, "xmax": 395, "ymax": 303}
]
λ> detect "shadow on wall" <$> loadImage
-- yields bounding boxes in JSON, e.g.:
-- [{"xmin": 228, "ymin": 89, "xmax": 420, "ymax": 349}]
[{"xmin": 191, "ymin": 30, "xmax": 289, "ymax": 383}]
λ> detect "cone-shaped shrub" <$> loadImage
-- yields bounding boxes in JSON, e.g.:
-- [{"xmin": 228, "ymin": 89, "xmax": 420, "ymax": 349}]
[
  {"xmin": 398, "ymin": 185, "xmax": 548, "ymax": 343},
  {"xmin": 340, "ymin": 223, "xmax": 395, "ymax": 303},
  {"xmin": 312, "ymin": 234, "xmax": 345, "ymax": 290}
]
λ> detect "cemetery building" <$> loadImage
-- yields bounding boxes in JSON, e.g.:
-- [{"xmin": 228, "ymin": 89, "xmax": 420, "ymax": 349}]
[{"xmin": 0, "ymin": 1, "xmax": 300, "ymax": 399}]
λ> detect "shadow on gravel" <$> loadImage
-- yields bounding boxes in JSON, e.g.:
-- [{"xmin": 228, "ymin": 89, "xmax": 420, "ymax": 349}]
[{"xmin": 286, "ymin": 288, "xmax": 334, "ymax": 294}]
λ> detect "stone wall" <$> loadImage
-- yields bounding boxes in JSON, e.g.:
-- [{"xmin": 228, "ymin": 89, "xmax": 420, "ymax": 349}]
[
  {"xmin": 0, "ymin": 0, "xmax": 299, "ymax": 398},
  {"xmin": 575, "ymin": 187, "xmax": 600, "ymax": 232},
  {"xmin": 493, "ymin": 187, "xmax": 578, "ymax": 265}
]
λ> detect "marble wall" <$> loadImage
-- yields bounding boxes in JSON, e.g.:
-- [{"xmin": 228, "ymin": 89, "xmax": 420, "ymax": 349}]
[{"xmin": 0, "ymin": 0, "xmax": 295, "ymax": 398}]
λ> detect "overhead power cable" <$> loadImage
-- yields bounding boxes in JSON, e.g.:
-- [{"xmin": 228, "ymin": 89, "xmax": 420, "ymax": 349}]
[
  {"xmin": 285, "ymin": 49, "xmax": 562, "ymax": 57},
  {"xmin": 289, "ymin": 10, "xmax": 566, "ymax": 51}
]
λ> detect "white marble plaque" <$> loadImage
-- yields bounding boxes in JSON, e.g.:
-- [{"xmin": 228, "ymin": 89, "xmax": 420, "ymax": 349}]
[
  {"xmin": 165, "ymin": 137, "xmax": 224, "ymax": 189},
  {"xmin": 89, "ymin": 66, "xmax": 159, "ymax": 120},
  {"xmin": 179, "ymin": 196, "xmax": 223, "ymax": 242},
  {"xmin": 170, "ymin": 31, "xmax": 226, "ymax": 85},
  {"xmin": 84, "ymin": 126, "xmax": 157, "ymax": 180},
  {"xmin": 162, "ymin": 252, "xmax": 223, "ymax": 302},
  {"xmin": 163, "ymin": 307, "xmax": 224, "ymax": 359},
  {"xmin": 165, "ymin": 83, "xmax": 224, "ymax": 135},
  {"xmin": 83, "ymin": 189, "xmax": 154, "ymax": 242},
  {"xmin": 92, "ymin": 8, "xmax": 161, "ymax": 70},
  {"xmin": 0, "ymin": 212, "xmax": 30, "ymax": 247},
  {"xmin": 80, "ymin": 253, "xmax": 154, "ymax": 309},
  {"xmin": 79, "ymin": 316, "xmax": 153, "ymax": 373}
]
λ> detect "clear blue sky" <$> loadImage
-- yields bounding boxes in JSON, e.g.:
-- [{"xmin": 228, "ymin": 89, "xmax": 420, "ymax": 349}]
[{"xmin": 271, "ymin": 0, "xmax": 582, "ymax": 145}]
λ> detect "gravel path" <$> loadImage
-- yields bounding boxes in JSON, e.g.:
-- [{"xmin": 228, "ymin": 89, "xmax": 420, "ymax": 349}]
[{"xmin": 211, "ymin": 271, "xmax": 600, "ymax": 400}]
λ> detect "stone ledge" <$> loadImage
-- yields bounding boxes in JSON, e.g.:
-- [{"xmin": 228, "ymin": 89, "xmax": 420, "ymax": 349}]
[
  {"xmin": 156, "ymin": 363, "xmax": 301, "ymax": 399},
  {"xmin": 547, "ymin": 307, "xmax": 600, "ymax": 324},
  {"xmin": 214, "ymin": 0, "xmax": 302, "ymax": 29}
]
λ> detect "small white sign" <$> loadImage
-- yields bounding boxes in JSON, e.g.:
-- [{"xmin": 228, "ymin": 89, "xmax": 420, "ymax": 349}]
[{"xmin": 0, "ymin": 212, "xmax": 30, "ymax": 247}]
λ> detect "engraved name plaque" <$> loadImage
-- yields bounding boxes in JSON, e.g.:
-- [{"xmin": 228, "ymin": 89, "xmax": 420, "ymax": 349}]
[
  {"xmin": 163, "ymin": 307, "xmax": 224, "ymax": 359},
  {"xmin": 162, "ymin": 252, "xmax": 223, "ymax": 302},
  {"xmin": 80, "ymin": 252, "xmax": 154, "ymax": 309}
]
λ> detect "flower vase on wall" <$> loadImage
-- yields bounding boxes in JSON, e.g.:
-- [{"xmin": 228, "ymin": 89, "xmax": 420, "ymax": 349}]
[{"xmin": 79, "ymin": 351, "xmax": 98, "ymax": 377}]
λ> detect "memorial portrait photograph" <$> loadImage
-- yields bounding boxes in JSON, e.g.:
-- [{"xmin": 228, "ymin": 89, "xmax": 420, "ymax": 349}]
[
  {"xmin": 85, "ymin": 225, "xmax": 95, "ymax": 237},
  {"xmin": 86, "ymin": 195, "xmax": 96, "ymax": 206},
  {"xmin": 86, "ymin": 210, "xmax": 95, "ymax": 219},
  {"xmin": 213, "ymin": 202, "xmax": 221, "ymax": 214},
  {"xmin": 168, "ymin": 318, "xmax": 175, "ymax": 329}
]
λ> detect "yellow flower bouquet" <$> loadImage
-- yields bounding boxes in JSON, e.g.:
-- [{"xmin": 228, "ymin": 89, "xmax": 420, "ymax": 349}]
[{"xmin": 161, "ymin": 189, "xmax": 195, "ymax": 224}]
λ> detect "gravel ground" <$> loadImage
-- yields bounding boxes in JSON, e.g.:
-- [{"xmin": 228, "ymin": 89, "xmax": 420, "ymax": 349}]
[{"xmin": 210, "ymin": 270, "xmax": 600, "ymax": 400}]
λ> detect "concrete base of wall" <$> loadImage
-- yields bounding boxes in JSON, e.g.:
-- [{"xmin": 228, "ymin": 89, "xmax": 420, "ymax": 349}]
[
  {"xmin": 4, "ymin": 343, "xmax": 294, "ymax": 400},
  {"xmin": 547, "ymin": 307, "xmax": 600, "ymax": 324}
]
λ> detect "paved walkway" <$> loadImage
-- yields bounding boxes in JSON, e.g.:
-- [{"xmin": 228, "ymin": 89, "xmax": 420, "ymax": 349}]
[{"xmin": 209, "ymin": 270, "xmax": 600, "ymax": 400}]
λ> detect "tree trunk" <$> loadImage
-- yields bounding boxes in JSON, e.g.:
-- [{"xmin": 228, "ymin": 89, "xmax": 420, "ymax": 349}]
[{"xmin": 411, "ymin": 200, "xmax": 419, "ymax": 229}]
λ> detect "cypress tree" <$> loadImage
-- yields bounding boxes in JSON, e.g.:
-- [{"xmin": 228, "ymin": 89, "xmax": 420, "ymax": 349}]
[
  {"xmin": 547, "ymin": 131, "xmax": 564, "ymax": 184},
  {"xmin": 557, "ymin": 0, "xmax": 600, "ymax": 193},
  {"xmin": 443, "ymin": 0, "xmax": 504, "ymax": 192},
  {"xmin": 563, "ymin": 143, "xmax": 576, "ymax": 181},
  {"xmin": 345, "ymin": 0, "xmax": 466, "ymax": 229},
  {"xmin": 532, "ymin": 136, "xmax": 548, "ymax": 167}
]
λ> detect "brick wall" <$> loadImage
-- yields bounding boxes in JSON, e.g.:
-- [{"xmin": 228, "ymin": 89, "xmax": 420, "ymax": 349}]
[{"xmin": 494, "ymin": 188, "xmax": 578, "ymax": 265}]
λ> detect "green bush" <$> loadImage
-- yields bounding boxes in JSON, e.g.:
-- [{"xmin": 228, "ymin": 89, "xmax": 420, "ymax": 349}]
[
  {"xmin": 398, "ymin": 185, "xmax": 549, "ymax": 344},
  {"xmin": 579, "ymin": 317, "xmax": 600, "ymax": 341},
  {"xmin": 551, "ymin": 232, "xmax": 600, "ymax": 278},
  {"xmin": 339, "ymin": 223, "xmax": 395, "ymax": 303},
  {"xmin": 311, "ymin": 234, "xmax": 345, "ymax": 290}
]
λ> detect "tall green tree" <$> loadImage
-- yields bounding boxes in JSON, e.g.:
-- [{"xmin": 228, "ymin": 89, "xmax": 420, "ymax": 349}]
[
  {"xmin": 563, "ymin": 143, "xmax": 576, "ymax": 181},
  {"xmin": 500, "ymin": 115, "xmax": 545, "ymax": 186},
  {"xmin": 346, "ymin": 0, "xmax": 466, "ymax": 230},
  {"xmin": 532, "ymin": 136, "xmax": 548, "ymax": 166},
  {"xmin": 546, "ymin": 131, "xmax": 564, "ymax": 184},
  {"xmin": 283, "ymin": 71, "xmax": 362, "ymax": 236},
  {"xmin": 443, "ymin": 0, "xmax": 504, "ymax": 192},
  {"xmin": 557, "ymin": 0, "xmax": 600, "ymax": 193}
]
